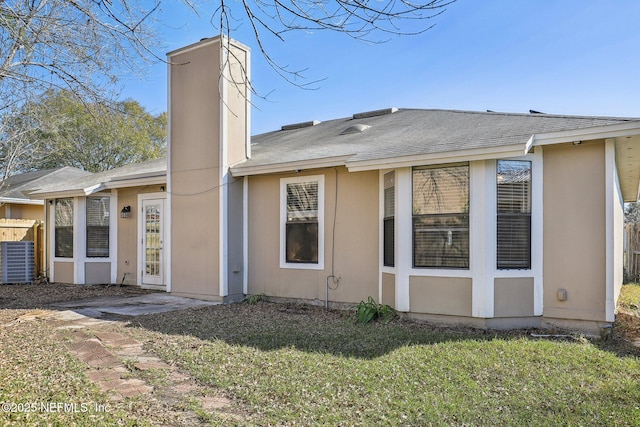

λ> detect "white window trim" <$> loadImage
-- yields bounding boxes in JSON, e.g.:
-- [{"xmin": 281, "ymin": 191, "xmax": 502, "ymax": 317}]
[
  {"xmin": 51, "ymin": 197, "xmax": 76, "ymax": 263},
  {"xmin": 85, "ymin": 194, "xmax": 116, "ymax": 261},
  {"xmin": 50, "ymin": 193, "xmax": 117, "ymax": 284},
  {"xmin": 380, "ymin": 169, "xmax": 397, "ymax": 274},
  {"xmin": 279, "ymin": 175, "xmax": 325, "ymax": 270},
  {"xmin": 387, "ymin": 154, "xmax": 542, "ymax": 318},
  {"xmin": 411, "ymin": 162, "xmax": 471, "ymax": 271}
]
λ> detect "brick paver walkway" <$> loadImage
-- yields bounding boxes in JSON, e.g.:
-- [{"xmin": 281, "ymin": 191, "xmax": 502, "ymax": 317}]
[{"xmin": 9, "ymin": 309, "xmax": 239, "ymax": 424}]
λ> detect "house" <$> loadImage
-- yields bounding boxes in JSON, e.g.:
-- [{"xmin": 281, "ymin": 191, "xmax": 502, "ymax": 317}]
[
  {"xmin": 0, "ymin": 167, "xmax": 88, "ymax": 221},
  {"xmin": 0, "ymin": 167, "xmax": 89, "ymax": 275},
  {"xmin": 28, "ymin": 159, "xmax": 166, "ymax": 286},
  {"xmin": 30, "ymin": 36, "xmax": 640, "ymax": 332}
]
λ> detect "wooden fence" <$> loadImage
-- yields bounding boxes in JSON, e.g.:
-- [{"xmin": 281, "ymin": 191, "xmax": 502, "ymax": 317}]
[
  {"xmin": 0, "ymin": 219, "xmax": 44, "ymax": 279},
  {"xmin": 625, "ymin": 223, "xmax": 640, "ymax": 282}
]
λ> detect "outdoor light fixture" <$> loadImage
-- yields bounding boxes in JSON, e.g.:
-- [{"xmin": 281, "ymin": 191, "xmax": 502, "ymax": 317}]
[
  {"xmin": 120, "ymin": 205, "xmax": 131, "ymax": 218},
  {"xmin": 573, "ymin": 140, "xmax": 583, "ymax": 146}
]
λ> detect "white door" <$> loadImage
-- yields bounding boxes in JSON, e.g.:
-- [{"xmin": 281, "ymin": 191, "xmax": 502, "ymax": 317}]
[{"xmin": 141, "ymin": 199, "xmax": 164, "ymax": 287}]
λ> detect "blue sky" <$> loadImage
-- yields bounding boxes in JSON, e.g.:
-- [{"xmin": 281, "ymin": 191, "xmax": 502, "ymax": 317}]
[{"xmin": 122, "ymin": 0, "xmax": 640, "ymax": 135}]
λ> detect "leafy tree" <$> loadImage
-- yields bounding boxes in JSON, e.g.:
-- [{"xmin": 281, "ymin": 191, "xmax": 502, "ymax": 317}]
[{"xmin": 12, "ymin": 90, "xmax": 166, "ymax": 173}]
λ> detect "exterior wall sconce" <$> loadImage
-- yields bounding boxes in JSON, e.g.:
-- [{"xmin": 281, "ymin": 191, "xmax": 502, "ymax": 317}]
[{"xmin": 120, "ymin": 206, "xmax": 131, "ymax": 218}]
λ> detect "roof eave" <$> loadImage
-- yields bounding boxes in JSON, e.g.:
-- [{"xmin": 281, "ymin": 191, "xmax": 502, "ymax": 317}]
[
  {"xmin": 526, "ymin": 121, "xmax": 640, "ymax": 152},
  {"xmin": 28, "ymin": 189, "xmax": 90, "ymax": 199},
  {"xmin": 103, "ymin": 174, "xmax": 166, "ymax": 189},
  {"xmin": 0, "ymin": 197, "xmax": 44, "ymax": 205},
  {"xmin": 231, "ymin": 155, "xmax": 352, "ymax": 177},
  {"xmin": 346, "ymin": 144, "xmax": 527, "ymax": 172}
]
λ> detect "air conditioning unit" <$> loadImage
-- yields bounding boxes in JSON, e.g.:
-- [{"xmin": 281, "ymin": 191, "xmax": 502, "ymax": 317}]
[{"xmin": 0, "ymin": 241, "xmax": 35, "ymax": 284}]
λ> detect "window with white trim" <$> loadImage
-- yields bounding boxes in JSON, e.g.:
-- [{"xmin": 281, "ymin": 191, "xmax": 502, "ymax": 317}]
[
  {"xmin": 383, "ymin": 171, "xmax": 395, "ymax": 267},
  {"xmin": 55, "ymin": 198, "xmax": 74, "ymax": 258},
  {"xmin": 281, "ymin": 176, "xmax": 324, "ymax": 267},
  {"xmin": 86, "ymin": 196, "xmax": 110, "ymax": 258},
  {"xmin": 496, "ymin": 160, "xmax": 531, "ymax": 269},
  {"xmin": 412, "ymin": 164, "xmax": 469, "ymax": 269}
]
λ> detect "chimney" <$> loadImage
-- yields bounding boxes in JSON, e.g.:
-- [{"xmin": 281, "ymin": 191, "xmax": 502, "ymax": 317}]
[{"xmin": 167, "ymin": 36, "xmax": 250, "ymax": 301}]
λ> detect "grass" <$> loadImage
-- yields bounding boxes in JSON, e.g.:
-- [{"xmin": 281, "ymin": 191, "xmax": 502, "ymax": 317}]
[
  {"xmin": 2, "ymin": 285, "xmax": 640, "ymax": 425},
  {"xmin": 127, "ymin": 297, "xmax": 640, "ymax": 426},
  {"xmin": 619, "ymin": 283, "xmax": 640, "ymax": 311},
  {"xmin": 0, "ymin": 315, "xmax": 142, "ymax": 426}
]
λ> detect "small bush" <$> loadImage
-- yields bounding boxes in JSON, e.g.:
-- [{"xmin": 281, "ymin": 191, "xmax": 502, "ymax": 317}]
[
  {"xmin": 351, "ymin": 296, "xmax": 396, "ymax": 324},
  {"xmin": 246, "ymin": 294, "xmax": 266, "ymax": 305}
]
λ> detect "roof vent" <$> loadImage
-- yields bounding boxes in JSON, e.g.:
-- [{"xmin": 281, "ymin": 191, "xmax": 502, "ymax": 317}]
[
  {"xmin": 340, "ymin": 123, "xmax": 371, "ymax": 135},
  {"xmin": 529, "ymin": 109, "xmax": 545, "ymax": 114},
  {"xmin": 281, "ymin": 120, "xmax": 321, "ymax": 131},
  {"xmin": 353, "ymin": 107, "xmax": 398, "ymax": 119}
]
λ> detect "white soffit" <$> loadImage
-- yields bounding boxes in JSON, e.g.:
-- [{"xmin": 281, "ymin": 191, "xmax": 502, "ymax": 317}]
[
  {"xmin": 614, "ymin": 134, "xmax": 640, "ymax": 202},
  {"xmin": 526, "ymin": 121, "xmax": 640, "ymax": 152}
]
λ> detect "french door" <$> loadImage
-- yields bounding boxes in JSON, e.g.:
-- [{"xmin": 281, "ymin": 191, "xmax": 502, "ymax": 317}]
[{"xmin": 141, "ymin": 199, "xmax": 164, "ymax": 287}]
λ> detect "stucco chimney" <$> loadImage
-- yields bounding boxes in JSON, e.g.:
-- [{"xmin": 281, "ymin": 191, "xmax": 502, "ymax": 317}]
[{"xmin": 167, "ymin": 36, "xmax": 250, "ymax": 301}]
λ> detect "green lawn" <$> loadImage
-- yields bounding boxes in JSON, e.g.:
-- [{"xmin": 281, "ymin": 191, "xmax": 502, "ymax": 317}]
[
  {"xmin": 2, "ymin": 285, "xmax": 640, "ymax": 426},
  {"xmin": 129, "ymin": 291, "xmax": 640, "ymax": 426}
]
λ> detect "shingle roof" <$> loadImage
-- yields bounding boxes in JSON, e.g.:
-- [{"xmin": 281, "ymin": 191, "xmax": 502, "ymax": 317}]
[
  {"xmin": 28, "ymin": 158, "xmax": 167, "ymax": 196},
  {"xmin": 0, "ymin": 167, "xmax": 90, "ymax": 200},
  {"xmin": 234, "ymin": 109, "xmax": 639, "ymax": 172}
]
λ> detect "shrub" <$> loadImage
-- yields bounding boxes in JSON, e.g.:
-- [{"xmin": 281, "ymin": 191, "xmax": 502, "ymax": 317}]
[
  {"xmin": 351, "ymin": 296, "xmax": 396, "ymax": 324},
  {"xmin": 245, "ymin": 294, "xmax": 266, "ymax": 305}
]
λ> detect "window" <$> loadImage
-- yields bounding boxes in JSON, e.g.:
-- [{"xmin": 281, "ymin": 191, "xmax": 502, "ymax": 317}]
[
  {"xmin": 282, "ymin": 177, "xmax": 323, "ymax": 266},
  {"xmin": 497, "ymin": 160, "xmax": 531, "ymax": 269},
  {"xmin": 86, "ymin": 196, "xmax": 110, "ymax": 258},
  {"xmin": 412, "ymin": 164, "xmax": 469, "ymax": 268},
  {"xmin": 55, "ymin": 198, "xmax": 73, "ymax": 258},
  {"xmin": 383, "ymin": 171, "xmax": 395, "ymax": 267}
]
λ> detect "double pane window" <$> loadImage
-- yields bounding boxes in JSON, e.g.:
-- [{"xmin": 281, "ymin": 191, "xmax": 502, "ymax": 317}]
[
  {"xmin": 383, "ymin": 172, "xmax": 395, "ymax": 267},
  {"xmin": 285, "ymin": 181, "xmax": 319, "ymax": 264},
  {"xmin": 55, "ymin": 198, "xmax": 74, "ymax": 258},
  {"xmin": 497, "ymin": 160, "xmax": 531, "ymax": 269},
  {"xmin": 412, "ymin": 164, "xmax": 469, "ymax": 268},
  {"xmin": 86, "ymin": 196, "xmax": 110, "ymax": 258}
]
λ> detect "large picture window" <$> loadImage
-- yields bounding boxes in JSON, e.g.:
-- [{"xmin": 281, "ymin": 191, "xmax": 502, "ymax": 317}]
[
  {"xmin": 412, "ymin": 164, "xmax": 469, "ymax": 269},
  {"xmin": 497, "ymin": 160, "xmax": 531, "ymax": 269},
  {"xmin": 55, "ymin": 198, "xmax": 74, "ymax": 258},
  {"xmin": 383, "ymin": 171, "xmax": 395, "ymax": 267},
  {"xmin": 284, "ymin": 179, "xmax": 320, "ymax": 264},
  {"xmin": 86, "ymin": 196, "xmax": 110, "ymax": 258}
]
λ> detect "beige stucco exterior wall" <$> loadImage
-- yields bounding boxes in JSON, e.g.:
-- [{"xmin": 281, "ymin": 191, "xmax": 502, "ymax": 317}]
[
  {"xmin": 53, "ymin": 261, "xmax": 74, "ymax": 284},
  {"xmin": 226, "ymin": 43, "xmax": 250, "ymax": 167},
  {"xmin": 168, "ymin": 38, "xmax": 249, "ymax": 300},
  {"xmin": 409, "ymin": 276, "xmax": 472, "ymax": 316},
  {"xmin": 382, "ymin": 272, "xmax": 395, "ymax": 308},
  {"xmin": 171, "ymin": 171, "xmax": 222, "ymax": 298},
  {"xmin": 247, "ymin": 167, "xmax": 379, "ymax": 304},
  {"xmin": 494, "ymin": 278, "xmax": 534, "ymax": 317},
  {"xmin": 543, "ymin": 141, "xmax": 607, "ymax": 322},
  {"xmin": 116, "ymin": 185, "xmax": 165, "ymax": 286},
  {"xmin": 170, "ymin": 43, "xmax": 221, "ymax": 175},
  {"xmin": 170, "ymin": 41, "xmax": 221, "ymax": 299},
  {"xmin": 85, "ymin": 262, "xmax": 111, "ymax": 284}
]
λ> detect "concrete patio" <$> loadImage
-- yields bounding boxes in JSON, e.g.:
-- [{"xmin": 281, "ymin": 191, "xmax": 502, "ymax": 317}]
[{"xmin": 50, "ymin": 293, "xmax": 220, "ymax": 318}]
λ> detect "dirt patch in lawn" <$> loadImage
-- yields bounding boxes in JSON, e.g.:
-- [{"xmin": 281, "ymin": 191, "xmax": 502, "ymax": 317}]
[{"xmin": 0, "ymin": 282, "xmax": 154, "ymax": 310}]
